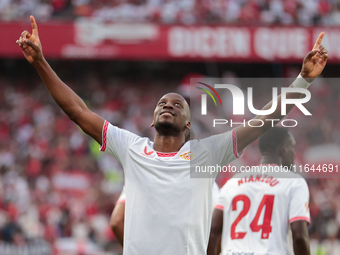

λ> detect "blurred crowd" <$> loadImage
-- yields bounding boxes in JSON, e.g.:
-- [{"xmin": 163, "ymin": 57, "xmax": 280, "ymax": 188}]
[
  {"xmin": 0, "ymin": 59, "xmax": 339, "ymax": 254},
  {"xmin": 1, "ymin": 0, "xmax": 340, "ymax": 26}
]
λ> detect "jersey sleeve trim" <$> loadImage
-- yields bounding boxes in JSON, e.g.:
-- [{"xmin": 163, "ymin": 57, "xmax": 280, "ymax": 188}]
[
  {"xmin": 99, "ymin": 120, "xmax": 109, "ymax": 152},
  {"xmin": 289, "ymin": 216, "xmax": 310, "ymax": 224},
  {"xmin": 116, "ymin": 199, "xmax": 126, "ymax": 204},
  {"xmin": 214, "ymin": 204, "xmax": 224, "ymax": 211},
  {"xmin": 232, "ymin": 129, "xmax": 244, "ymax": 158}
]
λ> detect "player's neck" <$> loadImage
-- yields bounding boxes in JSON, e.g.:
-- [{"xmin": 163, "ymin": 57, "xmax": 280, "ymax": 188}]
[
  {"xmin": 153, "ymin": 133, "xmax": 185, "ymax": 152},
  {"xmin": 260, "ymin": 155, "xmax": 282, "ymax": 166}
]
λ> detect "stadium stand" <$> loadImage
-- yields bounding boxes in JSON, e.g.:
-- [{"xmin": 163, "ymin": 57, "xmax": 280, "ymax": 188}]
[
  {"xmin": 1, "ymin": 1, "xmax": 340, "ymax": 253},
  {"xmin": 1, "ymin": 0, "xmax": 340, "ymax": 25},
  {"xmin": 0, "ymin": 59, "xmax": 340, "ymax": 254}
]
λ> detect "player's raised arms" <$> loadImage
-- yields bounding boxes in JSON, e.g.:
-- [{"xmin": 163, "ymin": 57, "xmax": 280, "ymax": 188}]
[
  {"xmin": 16, "ymin": 15, "xmax": 104, "ymax": 145},
  {"xmin": 235, "ymin": 32, "xmax": 328, "ymax": 153}
]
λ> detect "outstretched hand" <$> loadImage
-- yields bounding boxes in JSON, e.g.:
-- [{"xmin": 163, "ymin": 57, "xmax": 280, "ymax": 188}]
[
  {"xmin": 301, "ymin": 32, "xmax": 328, "ymax": 80},
  {"xmin": 16, "ymin": 15, "xmax": 43, "ymax": 64}
]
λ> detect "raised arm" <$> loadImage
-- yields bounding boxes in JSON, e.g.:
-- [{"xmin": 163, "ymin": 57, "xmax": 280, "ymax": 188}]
[
  {"xmin": 16, "ymin": 16, "xmax": 104, "ymax": 145},
  {"xmin": 236, "ymin": 32, "xmax": 328, "ymax": 152}
]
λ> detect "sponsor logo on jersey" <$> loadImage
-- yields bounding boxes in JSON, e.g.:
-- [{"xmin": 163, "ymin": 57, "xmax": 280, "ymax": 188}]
[
  {"xmin": 142, "ymin": 146, "xmax": 154, "ymax": 156},
  {"xmin": 180, "ymin": 151, "xmax": 193, "ymax": 160}
]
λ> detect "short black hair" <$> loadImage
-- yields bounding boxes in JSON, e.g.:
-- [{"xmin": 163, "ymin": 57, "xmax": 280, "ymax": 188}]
[{"xmin": 258, "ymin": 127, "xmax": 290, "ymax": 154}]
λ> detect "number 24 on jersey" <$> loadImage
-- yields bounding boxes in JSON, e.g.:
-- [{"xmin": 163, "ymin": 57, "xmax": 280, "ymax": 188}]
[{"xmin": 231, "ymin": 195, "xmax": 274, "ymax": 240}]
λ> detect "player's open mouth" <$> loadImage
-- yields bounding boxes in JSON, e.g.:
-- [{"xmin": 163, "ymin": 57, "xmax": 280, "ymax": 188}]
[{"xmin": 160, "ymin": 111, "xmax": 174, "ymax": 116}]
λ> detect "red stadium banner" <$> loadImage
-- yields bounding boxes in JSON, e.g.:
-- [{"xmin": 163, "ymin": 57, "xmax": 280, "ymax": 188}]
[{"xmin": 3, "ymin": 20, "xmax": 340, "ymax": 62}]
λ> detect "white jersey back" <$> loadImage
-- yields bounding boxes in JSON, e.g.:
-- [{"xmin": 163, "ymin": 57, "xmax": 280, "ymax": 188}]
[
  {"xmin": 216, "ymin": 168, "xmax": 310, "ymax": 255},
  {"xmin": 101, "ymin": 121, "xmax": 241, "ymax": 255}
]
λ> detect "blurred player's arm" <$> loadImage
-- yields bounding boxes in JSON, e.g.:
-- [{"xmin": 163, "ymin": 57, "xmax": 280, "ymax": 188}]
[
  {"xmin": 289, "ymin": 179, "xmax": 311, "ymax": 255},
  {"xmin": 16, "ymin": 16, "xmax": 104, "ymax": 145},
  {"xmin": 236, "ymin": 32, "xmax": 328, "ymax": 153},
  {"xmin": 207, "ymin": 208, "xmax": 223, "ymax": 255},
  {"xmin": 291, "ymin": 221, "xmax": 310, "ymax": 255},
  {"xmin": 110, "ymin": 202, "xmax": 125, "ymax": 246}
]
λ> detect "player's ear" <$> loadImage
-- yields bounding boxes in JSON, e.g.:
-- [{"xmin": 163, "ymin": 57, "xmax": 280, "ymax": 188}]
[
  {"xmin": 280, "ymin": 145, "xmax": 287, "ymax": 157},
  {"xmin": 150, "ymin": 121, "xmax": 154, "ymax": 128},
  {"xmin": 185, "ymin": 121, "xmax": 191, "ymax": 130}
]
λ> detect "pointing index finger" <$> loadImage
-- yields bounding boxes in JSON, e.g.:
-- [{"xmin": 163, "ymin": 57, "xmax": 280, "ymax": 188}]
[
  {"xmin": 30, "ymin": 15, "xmax": 38, "ymax": 36},
  {"xmin": 313, "ymin": 32, "xmax": 325, "ymax": 50}
]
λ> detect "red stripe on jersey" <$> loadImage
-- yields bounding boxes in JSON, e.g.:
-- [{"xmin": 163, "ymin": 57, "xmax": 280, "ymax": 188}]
[
  {"xmin": 232, "ymin": 129, "xmax": 240, "ymax": 158},
  {"xmin": 116, "ymin": 199, "xmax": 126, "ymax": 204},
  {"xmin": 214, "ymin": 204, "xmax": 224, "ymax": 210},
  {"xmin": 100, "ymin": 120, "xmax": 109, "ymax": 152},
  {"xmin": 289, "ymin": 216, "xmax": 310, "ymax": 224},
  {"xmin": 156, "ymin": 152, "xmax": 177, "ymax": 157}
]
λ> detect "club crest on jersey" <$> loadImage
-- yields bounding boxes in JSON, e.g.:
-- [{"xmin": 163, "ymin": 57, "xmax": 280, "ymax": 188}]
[{"xmin": 180, "ymin": 151, "xmax": 193, "ymax": 161}]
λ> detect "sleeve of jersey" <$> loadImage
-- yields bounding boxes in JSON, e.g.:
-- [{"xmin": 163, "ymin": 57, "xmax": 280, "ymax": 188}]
[
  {"xmin": 214, "ymin": 184, "xmax": 228, "ymax": 211},
  {"xmin": 289, "ymin": 179, "xmax": 310, "ymax": 225},
  {"xmin": 200, "ymin": 129, "xmax": 244, "ymax": 167},
  {"xmin": 212, "ymin": 182, "xmax": 220, "ymax": 206},
  {"xmin": 99, "ymin": 120, "xmax": 140, "ymax": 165},
  {"xmin": 116, "ymin": 187, "xmax": 126, "ymax": 204}
]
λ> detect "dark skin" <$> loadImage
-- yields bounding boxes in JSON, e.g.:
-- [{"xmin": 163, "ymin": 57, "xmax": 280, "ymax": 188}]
[
  {"xmin": 208, "ymin": 131, "xmax": 310, "ymax": 255},
  {"xmin": 260, "ymin": 132, "xmax": 296, "ymax": 167},
  {"xmin": 16, "ymin": 16, "xmax": 328, "ymax": 154},
  {"xmin": 207, "ymin": 209, "xmax": 223, "ymax": 255},
  {"xmin": 151, "ymin": 93, "xmax": 191, "ymax": 152},
  {"xmin": 110, "ymin": 202, "xmax": 125, "ymax": 246},
  {"xmin": 291, "ymin": 220, "xmax": 310, "ymax": 255}
]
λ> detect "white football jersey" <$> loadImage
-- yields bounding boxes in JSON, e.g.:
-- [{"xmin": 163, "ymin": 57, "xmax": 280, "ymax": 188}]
[
  {"xmin": 117, "ymin": 183, "xmax": 219, "ymax": 208},
  {"xmin": 212, "ymin": 182, "xmax": 220, "ymax": 207},
  {"xmin": 100, "ymin": 121, "xmax": 241, "ymax": 255},
  {"xmin": 216, "ymin": 168, "xmax": 310, "ymax": 255},
  {"xmin": 116, "ymin": 186, "xmax": 126, "ymax": 204}
]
